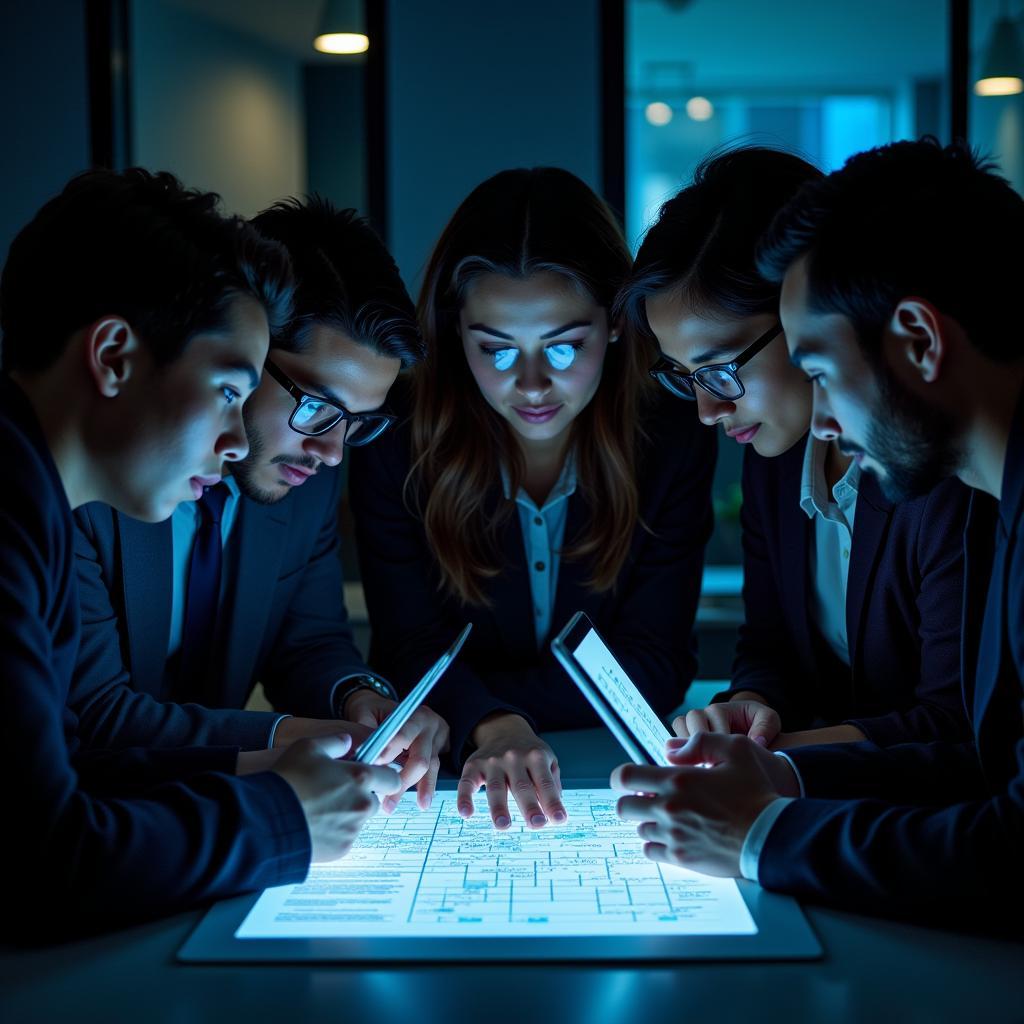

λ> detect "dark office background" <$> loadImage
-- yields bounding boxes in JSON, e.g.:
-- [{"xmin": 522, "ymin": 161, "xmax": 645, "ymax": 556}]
[{"xmin": 3, "ymin": 0, "xmax": 1019, "ymax": 678}]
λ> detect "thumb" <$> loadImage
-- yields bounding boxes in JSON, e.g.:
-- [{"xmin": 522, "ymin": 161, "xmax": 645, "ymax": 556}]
[
  {"xmin": 747, "ymin": 706, "xmax": 778, "ymax": 747},
  {"xmin": 665, "ymin": 730, "xmax": 731, "ymax": 767},
  {"xmin": 308, "ymin": 733, "xmax": 354, "ymax": 761}
]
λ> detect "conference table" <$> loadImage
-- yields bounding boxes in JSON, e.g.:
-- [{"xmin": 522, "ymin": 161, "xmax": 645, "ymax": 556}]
[{"xmin": 2, "ymin": 726, "xmax": 1021, "ymax": 1023}]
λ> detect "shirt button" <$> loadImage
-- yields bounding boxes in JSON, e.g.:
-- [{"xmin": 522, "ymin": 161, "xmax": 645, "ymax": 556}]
[
  {"xmin": 842, "ymin": 548, "xmax": 850, "ymax": 559},
  {"xmin": 534, "ymin": 561, "xmax": 546, "ymax": 572},
  {"xmin": 534, "ymin": 516, "xmax": 543, "ymax": 526}
]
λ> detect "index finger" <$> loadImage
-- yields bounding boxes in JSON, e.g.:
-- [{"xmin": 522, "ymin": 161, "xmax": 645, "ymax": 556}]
[{"xmin": 610, "ymin": 762, "xmax": 681, "ymax": 795}]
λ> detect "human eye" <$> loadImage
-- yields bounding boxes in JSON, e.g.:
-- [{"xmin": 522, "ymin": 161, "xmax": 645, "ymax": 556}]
[
  {"xmin": 803, "ymin": 371, "xmax": 826, "ymax": 388},
  {"xmin": 545, "ymin": 342, "xmax": 584, "ymax": 371},
  {"xmin": 220, "ymin": 385, "xmax": 242, "ymax": 405},
  {"xmin": 480, "ymin": 346, "xmax": 518, "ymax": 372}
]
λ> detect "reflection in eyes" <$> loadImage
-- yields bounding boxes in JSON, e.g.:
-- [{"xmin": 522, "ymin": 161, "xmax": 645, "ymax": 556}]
[
  {"xmin": 545, "ymin": 343, "xmax": 578, "ymax": 371},
  {"xmin": 490, "ymin": 348, "xmax": 518, "ymax": 372},
  {"xmin": 483, "ymin": 344, "xmax": 582, "ymax": 373}
]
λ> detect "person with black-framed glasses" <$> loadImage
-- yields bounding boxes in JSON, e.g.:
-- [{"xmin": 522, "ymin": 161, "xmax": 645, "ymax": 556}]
[
  {"xmin": 615, "ymin": 146, "xmax": 972, "ymax": 756},
  {"xmin": 71, "ymin": 196, "xmax": 451, "ymax": 815}
]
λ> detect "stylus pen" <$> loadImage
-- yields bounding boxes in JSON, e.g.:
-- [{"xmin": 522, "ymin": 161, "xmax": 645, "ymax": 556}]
[{"xmin": 352, "ymin": 623, "xmax": 472, "ymax": 764}]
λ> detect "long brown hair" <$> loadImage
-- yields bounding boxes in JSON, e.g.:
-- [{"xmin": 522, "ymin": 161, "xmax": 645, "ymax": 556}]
[{"xmin": 409, "ymin": 167, "xmax": 650, "ymax": 606}]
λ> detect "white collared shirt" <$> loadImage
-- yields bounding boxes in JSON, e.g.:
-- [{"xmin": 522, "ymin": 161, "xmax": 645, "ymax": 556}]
[
  {"xmin": 799, "ymin": 433, "xmax": 861, "ymax": 665},
  {"xmin": 501, "ymin": 456, "xmax": 577, "ymax": 650}
]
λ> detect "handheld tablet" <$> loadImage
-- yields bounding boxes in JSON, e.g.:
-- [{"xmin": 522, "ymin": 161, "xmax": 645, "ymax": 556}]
[
  {"xmin": 354, "ymin": 622, "xmax": 472, "ymax": 764},
  {"xmin": 552, "ymin": 611, "xmax": 672, "ymax": 765}
]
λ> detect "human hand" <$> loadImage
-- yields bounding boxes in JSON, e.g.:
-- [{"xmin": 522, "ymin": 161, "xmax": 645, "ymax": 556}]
[
  {"xmin": 672, "ymin": 692, "xmax": 781, "ymax": 748},
  {"xmin": 457, "ymin": 713, "xmax": 566, "ymax": 830},
  {"xmin": 612, "ymin": 731, "xmax": 799, "ymax": 876},
  {"xmin": 237, "ymin": 748, "xmax": 285, "ymax": 774},
  {"xmin": 345, "ymin": 690, "xmax": 449, "ymax": 812},
  {"xmin": 272, "ymin": 716, "xmax": 373, "ymax": 750},
  {"xmin": 272, "ymin": 734, "xmax": 402, "ymax": 862}
]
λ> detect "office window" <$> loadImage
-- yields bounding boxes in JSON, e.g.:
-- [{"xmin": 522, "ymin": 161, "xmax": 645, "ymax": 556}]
[
  {"xmin": 626, "ymin": 0, "xmax": 950, "ymax": 566},
  {"xmin": 971, "ymin": 0, "xmax": 1024, "ymax": 195}
]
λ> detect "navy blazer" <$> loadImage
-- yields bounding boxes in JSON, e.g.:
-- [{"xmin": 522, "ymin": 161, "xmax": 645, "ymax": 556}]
[
  {"xmin": 757, "ymin": 398, "xmax": 1024, "ymax": 930},
  {"xmin": 349, "ymin": 389, "xmax": 716, "ymax": 766},
  {"xmin": 71, "ymin": 464, "xmax": 367, "ymax": 751},
  {"xmin": 720, "ymin": 438, "xmax": 972, "ymax": 744},
  {"xmin": 0, "ymin": 377, "xmax": 309, "ymax": 938}
]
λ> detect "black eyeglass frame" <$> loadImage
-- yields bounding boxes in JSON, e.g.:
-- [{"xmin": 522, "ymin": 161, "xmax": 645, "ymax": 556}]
[
  {"xmin": 648, "ymin": 322, "xmax": 784, "ymax": 401},
  {"xmin": 264, "ymin": 359, "xmax": 396, "ymax": 445}
]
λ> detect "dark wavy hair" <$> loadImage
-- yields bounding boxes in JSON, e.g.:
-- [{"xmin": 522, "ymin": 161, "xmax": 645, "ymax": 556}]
[
  {"xmin": 1, "ymin": 168, "xmax": 293, "ymax": 373},
  {"xmin": 252, "ymin": 196, "xmax": 422, "ymax": 366},
  {"xmin": 409, "ymin": 167, "xmax": 650, "ymax": 605},
  {"xmin": 757, "ymin": 137, "xmax": 1024, "ymax": 364},
  {"xmin": 614, "ymin": 147, "xmax": 822, "ymax": 338}
]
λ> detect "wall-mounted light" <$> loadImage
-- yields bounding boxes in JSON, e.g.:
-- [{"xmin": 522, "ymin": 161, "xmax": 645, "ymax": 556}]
[
  {"xmin": 975, "ymin": 4, "xmax": 1024, "ymax": 96},
  {"xmin": 685, "ymin": 96, "xmax": 714, "ymax": 121},
  {"xmin": 314, "ymin": 0, "xmax": 369, "ymax": 55},
  {"xmin": 645, "ymin": 101, "xmax": 674, "ymax": 126}
]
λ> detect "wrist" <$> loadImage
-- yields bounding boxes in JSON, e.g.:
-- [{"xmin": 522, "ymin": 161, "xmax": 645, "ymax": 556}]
[
  {"xmin": 471, "ymin": 711, "xmax": 531, "ymax": 746},
  {"xmin": 730, "ymin": 690, "xmax": 768, "ymax": 704},
  {"xmin": 333, "ymin": 673, "xmax": 397, "ymax": 719}
]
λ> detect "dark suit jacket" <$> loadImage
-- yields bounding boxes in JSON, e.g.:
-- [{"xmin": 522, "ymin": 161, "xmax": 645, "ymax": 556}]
[
  {"xmin": 757, "ymin": 398, "xmax": 1024, "ymax": 930},
  {"xmin": 349, "ymin": 390, "xmax": 716, "ymax": 766},
  {"xmin": 718, "ymin": 437, "xmax": 971, "ymax": 745},
  {"xmin": 71, "ymin": 465, "xmax": 367, "ymax": 751},
  {"xmin": 0, "ymin": 377, "xmax": 309, "ymax": 938}
]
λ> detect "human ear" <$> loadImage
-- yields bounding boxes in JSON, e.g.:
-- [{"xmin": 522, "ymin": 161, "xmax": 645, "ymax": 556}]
[
  {"xmin": 887, "ymin": 298, "xmax": 945, "ymax": 385},
  {"xmin": 608, "ymin": 317, "xmax": 622, "ymax": 344},
  {"xmin": 84, "ymin": 317, "xmax": 139, "ymax": 398}
]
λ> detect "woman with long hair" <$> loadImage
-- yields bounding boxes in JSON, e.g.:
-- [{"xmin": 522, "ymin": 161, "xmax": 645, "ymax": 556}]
[
  {"xmin": 350, "ymin": 167, "xmax": 715, "ymax": 828},
  {"xmin": 616, "ymin": 147, "xmax": 971, "ymax": 750}
]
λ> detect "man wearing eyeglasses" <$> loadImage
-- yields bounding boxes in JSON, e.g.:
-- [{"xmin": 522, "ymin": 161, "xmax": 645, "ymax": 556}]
[{"xmin": 71, "ymin": 197, "xmax": 449, "ymax": 812}]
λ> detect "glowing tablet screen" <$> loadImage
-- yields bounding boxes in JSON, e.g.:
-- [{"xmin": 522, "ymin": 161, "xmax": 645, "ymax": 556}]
[
  {"xmin": 236, "ymin": 790, "xmax": 757, "ymax": 939},
  {"xmin": 571, "ymin": 628, "xmax": 674, "ymax": 766}
]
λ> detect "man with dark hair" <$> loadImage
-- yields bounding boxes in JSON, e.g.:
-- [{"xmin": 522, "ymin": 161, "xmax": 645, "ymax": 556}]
[
  {"xmin": 1, "ymin": 168, "xmax": 399, "ymax": 936},
  {"xmin": 612, "ymin": 138, "xmax": 1024, "ymax": 930},
  {"xmin": 71, "ymin": 195, "xmax": 446, "ymax": 811}
]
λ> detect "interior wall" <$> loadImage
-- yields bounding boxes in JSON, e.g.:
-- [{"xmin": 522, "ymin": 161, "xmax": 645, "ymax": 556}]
[
  {"xmin": 305, "ymin": 64, "xmax": 366, "ymax": 214},
  {"xmin": 131, "ymin": 0, "xmax": 306, "ymax": 218},
  {"xmin": 384, "ymin": 0, "xmax": 603, "ymax": 293},
  {"xmin": 0, "ymin": 1, "xmax": 90, "ymax": 267}
]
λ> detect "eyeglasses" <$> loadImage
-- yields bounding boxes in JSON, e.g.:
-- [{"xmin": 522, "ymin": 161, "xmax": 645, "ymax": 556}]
[
  {"xmin": 264, "ymin": 360, "xmax": 396, "ymax": 445},
  {"xmin": 648, "ymin": 323, "xmax": 784, "ymax": 402}
]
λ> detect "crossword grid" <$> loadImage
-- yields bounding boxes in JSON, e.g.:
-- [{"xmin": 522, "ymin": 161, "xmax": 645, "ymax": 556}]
[{"xmin": 236, "ymin": 790, "xmax": 757, "ymax": 938}]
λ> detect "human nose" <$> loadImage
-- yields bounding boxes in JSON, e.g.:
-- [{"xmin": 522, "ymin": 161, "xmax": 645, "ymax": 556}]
[
  {"xmin": 515, "ymin": 352, "xmax": 552, "ymax": 401},
  {"xmin": 302, "ymin": 423, "xmax": 346, "ymax": 467},
  {"xmin": 216, "ymin": 409, "xmax": 250, "ymax": 463},
  {"xmin": 811, "ymin": 393, "xmax": 841, "ymax": 441},
  {"xmin": 694, "ymin": 386, "xmax": 735, "ymax": 427}
]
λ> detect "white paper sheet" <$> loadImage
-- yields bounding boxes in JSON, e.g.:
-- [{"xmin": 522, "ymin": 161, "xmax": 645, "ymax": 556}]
[
  {"xmin": 236, "ymin": 789, "xmax": 756, "ymax": 939},
  {"xmin": 572, "ymin": 629, "xmax": 674, "ymax": 765}
]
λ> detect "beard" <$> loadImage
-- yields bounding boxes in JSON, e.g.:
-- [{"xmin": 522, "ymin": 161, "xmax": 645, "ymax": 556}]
[
  {"xmin": 230, "ymin": 405, "xmax": 289, "ymax": 506},
  {"xmin": 862, "ymin": 368, "xmax": 964, "ymax": 502}
]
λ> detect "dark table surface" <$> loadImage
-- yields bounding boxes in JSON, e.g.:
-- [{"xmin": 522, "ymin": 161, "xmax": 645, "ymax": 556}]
[{"xmin": 3, "ymin": 726, "xmax": 1022, "ymax": 1024}]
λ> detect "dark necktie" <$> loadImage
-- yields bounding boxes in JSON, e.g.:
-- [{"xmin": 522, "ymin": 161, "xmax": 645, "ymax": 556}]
[{"xmin": 179, "ymin": 481, "xmax": 231, "ymax": 704}]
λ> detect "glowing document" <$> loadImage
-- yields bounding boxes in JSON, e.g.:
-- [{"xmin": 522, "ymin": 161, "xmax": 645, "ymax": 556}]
[{"xmin": 236, "ymin": 789, "xmax": 757, "ymax": 939}]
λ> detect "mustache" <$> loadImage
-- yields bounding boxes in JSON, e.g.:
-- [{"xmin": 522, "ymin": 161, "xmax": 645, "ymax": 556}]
[
  {"xmin": 836, "ymin": 440, "xmax": 866, "ymax": 458},
  {"xmin": 269, "ymin": 454, "xmax": 319, "ymax": 472}
]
